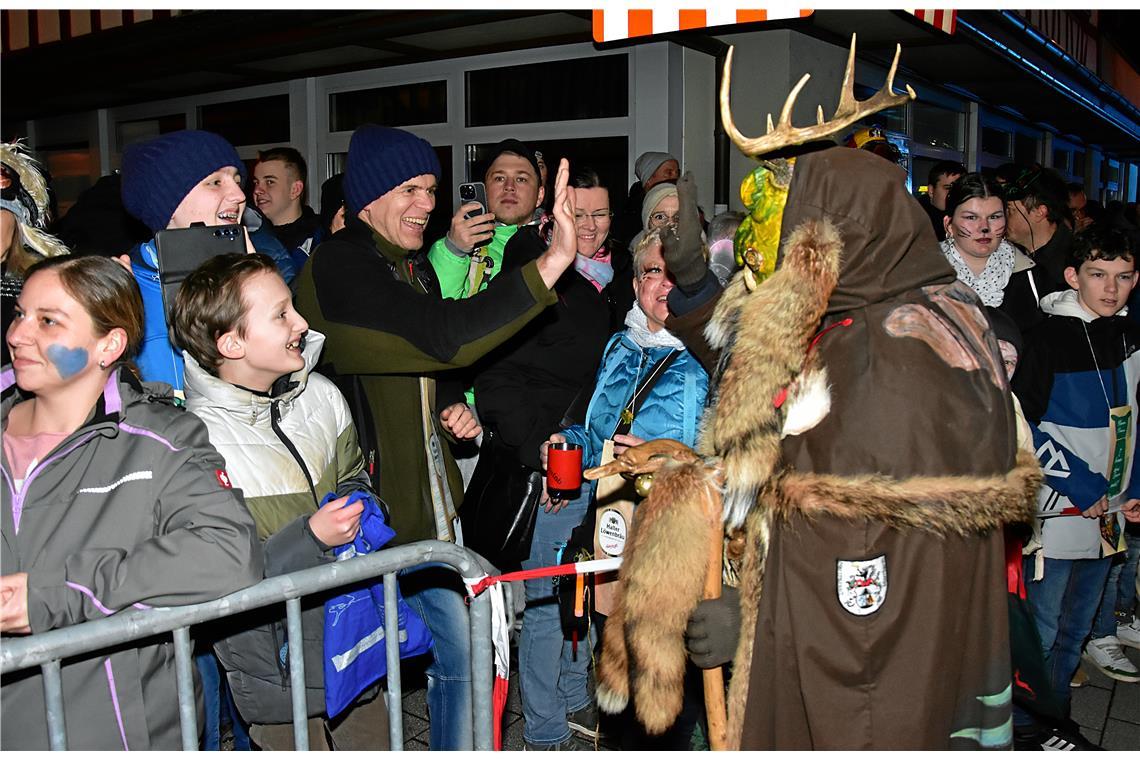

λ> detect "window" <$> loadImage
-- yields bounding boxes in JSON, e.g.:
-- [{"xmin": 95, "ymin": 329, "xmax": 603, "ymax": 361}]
[
  {"xmin": 465, "ymin": 55, "xmax": 627, "ymax": 127},
  {"xmin": 199, "ymin": 95, "xmax": 289, "ymax": 147},
  {"xmin": 853, "ymin": 85, "xmax": 906, "ymax": 133},
  {"xmin": 1053, "ymin": 149, "xmax": 1070, "ymax": 173},
  {"xmin": 1072, "ymin": 150, "xmax": 1086, "ymax": 177},
  {"xmin": 1014, "ymin": 133, "xmax": 1038, "ymax": 166},
  {"xmin": 981, "ymin": 127, "xmax": 1011, "ymax": 157},
  {"xmin": 116, "ymin": 113, "xmax": 187, "ymax": 153},
  {"xmin": 330, "ymin": 81, "xmax": 447, "ymax": 132},
  {"xmin": 38, "ymin": 143, "xmax": 95, "ymax": 218},
  {"xmin": 911, "ymin": 101, "xmax": 963, "ymax": 152}
]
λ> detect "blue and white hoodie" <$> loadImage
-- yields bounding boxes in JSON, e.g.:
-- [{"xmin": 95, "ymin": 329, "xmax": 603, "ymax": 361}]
[{"xmin": 1013, "ymin": 288, "xmax": 1140, "ymax": 559}]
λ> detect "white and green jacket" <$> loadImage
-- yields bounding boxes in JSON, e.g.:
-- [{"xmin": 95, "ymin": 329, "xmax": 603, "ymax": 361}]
[{"xmin": 182, "ymin": 330, "xmax": 376, "ymax": 722}]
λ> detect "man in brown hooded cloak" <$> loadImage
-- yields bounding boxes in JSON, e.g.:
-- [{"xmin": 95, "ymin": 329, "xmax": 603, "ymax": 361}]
[{"xmin": 595, "ymin": 40, "xmax": 1039, "ymax": 749}]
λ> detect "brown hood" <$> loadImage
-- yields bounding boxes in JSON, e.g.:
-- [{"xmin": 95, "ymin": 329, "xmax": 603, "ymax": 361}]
[
  {"xmin": 779, "ymin": 147, "xmax": 956, "ymax": 314},
  {"xmin": 773, "ymin": 147, "xmax": 1017, "ymax": 481}
]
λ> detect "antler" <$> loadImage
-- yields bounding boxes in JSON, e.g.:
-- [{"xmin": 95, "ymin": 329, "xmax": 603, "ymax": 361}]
[{"xmin": 720, "ymin": 33, "xmax": 917, "ymax": 158}]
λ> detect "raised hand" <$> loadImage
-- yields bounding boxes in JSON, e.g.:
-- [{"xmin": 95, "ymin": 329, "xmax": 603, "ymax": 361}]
[
  {"xmin": 661, "ymin": 172, "xmax": 708, "ymax": 290},
  {"xmin": 536, "ymin": 158, "xmax": 578, "ymax": 289}
]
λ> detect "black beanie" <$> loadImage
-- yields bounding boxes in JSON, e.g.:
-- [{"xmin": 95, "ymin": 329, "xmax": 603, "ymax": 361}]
[
  {"xmin": 343, "ymin": 125, "xmax": 441, "ymax": 214},
  {"xmin": 120, "ymin": 130, "xmax": 244, "ymax": 232}
]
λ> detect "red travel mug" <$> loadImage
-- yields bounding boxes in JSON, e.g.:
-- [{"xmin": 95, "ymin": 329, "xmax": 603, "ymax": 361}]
[{"xmin": 547, "ymin": 442, "xmax": 583, "ymax": 499}]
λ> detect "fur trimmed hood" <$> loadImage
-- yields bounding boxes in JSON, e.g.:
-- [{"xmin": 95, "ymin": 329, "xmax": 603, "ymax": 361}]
[{"xmin": 1, "ymin": 141, "xmax": 69, "ymax": 261}]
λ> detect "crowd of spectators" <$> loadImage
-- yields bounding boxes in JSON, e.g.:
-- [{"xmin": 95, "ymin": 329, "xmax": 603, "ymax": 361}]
[{"xmin": 2, "ymin": 125, "xmax": 1139, "ymax": 751}]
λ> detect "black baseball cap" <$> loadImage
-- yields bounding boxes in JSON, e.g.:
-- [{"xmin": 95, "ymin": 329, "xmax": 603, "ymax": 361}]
[{"xmin": 481, "ymin": 139, "xmax": 542, "ymax": 181}]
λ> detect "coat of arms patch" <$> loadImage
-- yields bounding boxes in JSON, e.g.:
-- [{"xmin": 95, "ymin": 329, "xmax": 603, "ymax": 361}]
[{"xmin": 837, "ymin": 555, "xmax": 888, "ymax": 616}]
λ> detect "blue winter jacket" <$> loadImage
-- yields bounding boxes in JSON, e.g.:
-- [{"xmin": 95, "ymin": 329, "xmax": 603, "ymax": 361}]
[
  {"xmin": 562, "ymin": 332, "xmax": 709, "ymax": 470},
  {"xmin": 130, "ymin": 228, "xmax": 296, "ymax": 395}
]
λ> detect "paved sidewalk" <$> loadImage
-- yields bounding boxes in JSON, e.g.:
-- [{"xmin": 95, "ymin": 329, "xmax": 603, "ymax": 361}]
[
  {"xmin": 1069, "ymin": 644, "xmax": 1140, "ymax": 750},
  {"xmin": 398, "ymin": 640, "xmax": 1140, "ymax": 751}
]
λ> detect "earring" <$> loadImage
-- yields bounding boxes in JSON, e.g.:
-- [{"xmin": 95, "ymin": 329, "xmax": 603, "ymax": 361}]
[{"xmin": 99, "ymin": 359, "xmax": 107, "ymax": 370}]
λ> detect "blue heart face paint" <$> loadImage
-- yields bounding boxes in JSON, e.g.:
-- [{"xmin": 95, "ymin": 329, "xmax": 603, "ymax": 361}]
[{"xmin": 44, "ymin": 344, "xmax": 89, "ymax": 380}]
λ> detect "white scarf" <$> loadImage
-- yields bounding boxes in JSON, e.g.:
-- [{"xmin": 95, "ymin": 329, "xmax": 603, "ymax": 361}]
[
  {"xmin": 940, "ymin": 238, "xmax": 1017, "ymax": 307},
  {"xmin": 623, "ymin": 302, "xmax": 685, "ymax": 349}
]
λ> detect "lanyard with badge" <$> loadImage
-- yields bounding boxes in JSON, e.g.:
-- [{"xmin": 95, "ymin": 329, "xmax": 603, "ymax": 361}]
[
  {"xmin": 593, "ymin": 349, "xmax": 679, "ymax": 615},
  {"xmin": 1083, "ymin": 323, "xmax": 1130, "ymax": 556}
]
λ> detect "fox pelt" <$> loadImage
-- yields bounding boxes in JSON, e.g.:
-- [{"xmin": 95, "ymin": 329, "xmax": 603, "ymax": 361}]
[
  {"xmin": 595, "ymin": 457, "xmax": 722, "ymax": 732},
  {"xmin": 702, "ymin": 217, "xmax": 843, "ymax": 531},
  {"xmin": 595, "ymin": 217, "xmax": 843, "ymax": 735}
]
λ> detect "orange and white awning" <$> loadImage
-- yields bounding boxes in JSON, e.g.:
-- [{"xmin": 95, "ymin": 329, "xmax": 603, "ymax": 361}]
[
  {"xmin": 907, "ymin": 9, "xmax": 957, "ymax": 35},
  {"xmin": 592, "ymin": 7, "xmax": 814, "ymax": 44}
]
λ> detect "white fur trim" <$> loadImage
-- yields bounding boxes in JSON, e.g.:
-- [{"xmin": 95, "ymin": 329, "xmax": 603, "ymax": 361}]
[{"xmin": 781, "ymin": 367, "xmax": 831, "ymax": 438}]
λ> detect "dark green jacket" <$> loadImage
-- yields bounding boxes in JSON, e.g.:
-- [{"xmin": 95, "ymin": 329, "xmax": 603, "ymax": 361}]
[{"xmin": 294, "ymin": 216, "xmax": 556, "ymax": 544}]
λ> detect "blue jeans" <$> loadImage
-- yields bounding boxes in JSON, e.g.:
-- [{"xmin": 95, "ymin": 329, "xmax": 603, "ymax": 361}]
[
  {"xmin": 1023, "ymin": 556, "xmax": 1112, "ymax": 714},
  {"xmin": 1091, "ymin": 528, "xmax": 1140, "ymax": 638},
  {"xmin": 195, "ymin": 652, "xmax": 250, "ymax": 751},
  {"xmin": 399, "ymin": 563, "xmax": 473, "ymax": 750},
  {"xmin": 519, "ymin": 482, "xmax": 595, "ymax": 746}
]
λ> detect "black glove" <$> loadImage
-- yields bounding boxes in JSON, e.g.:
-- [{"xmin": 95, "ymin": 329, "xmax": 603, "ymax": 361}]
[
  {"xmin": 661, "ymin": 172, "xmax": 708, "ymax": 290},
  {"xmin": 685, "ymin": 585, "xmax": 740, "ymax": 669}
]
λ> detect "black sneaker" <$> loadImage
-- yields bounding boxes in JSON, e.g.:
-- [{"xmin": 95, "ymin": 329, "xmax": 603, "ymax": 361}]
[
  {"xmin": 567, "ymin": 703, "xmax": 602, "ymax": 741},
  {"xmin": 1015, "ymin": 724, "xmax": 1102, "ymax": 751},
  {"xmin": 524, "ymin": 735, "xmax": 595, "ymax": 751}
]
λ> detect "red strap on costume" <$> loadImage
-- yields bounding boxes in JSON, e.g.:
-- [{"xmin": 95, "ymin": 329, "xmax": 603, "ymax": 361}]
[
  {"xmin": 772, "ymin": 318, "xmax": 854, "ymax": 409},
  {"xmin": 1004, "ymin": 529, "xmax": 1027, "ymax": 599}
]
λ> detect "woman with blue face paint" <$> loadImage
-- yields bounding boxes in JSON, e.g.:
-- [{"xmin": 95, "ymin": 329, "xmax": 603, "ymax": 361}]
[{"xmin": 1, "ymin": 253, "xmax": 262, "ymax": 750}]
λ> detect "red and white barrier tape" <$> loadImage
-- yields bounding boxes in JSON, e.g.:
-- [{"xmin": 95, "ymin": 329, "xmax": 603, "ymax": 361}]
[{"xmin": 465, "ymin": 556, "xmax": 623, "ymax": 598}]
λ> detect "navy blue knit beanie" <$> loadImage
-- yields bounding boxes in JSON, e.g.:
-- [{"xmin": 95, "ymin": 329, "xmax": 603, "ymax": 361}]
[
  {"xmin": 120, "ymin": 130, "xmax": 244, "ymax": 232},
  {"xmin": 343, "ymin": 125, "xmax": 441, "ymax": 214}
]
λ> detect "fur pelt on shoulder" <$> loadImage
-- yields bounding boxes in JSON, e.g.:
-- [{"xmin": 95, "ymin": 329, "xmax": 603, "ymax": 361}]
[
  {"xmin": 701, "ymin": 216, "xmax": 842, "ymax": 530},
  {"xmin": 596, "ymin": 215, "xmax": 841, "ymax": 734}
]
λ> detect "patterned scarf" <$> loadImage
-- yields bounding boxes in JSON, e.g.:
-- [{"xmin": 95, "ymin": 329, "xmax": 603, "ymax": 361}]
[
  {"xmin": 575, "ymin": 250, "xmax": 614, "ymax": 290},
  {"xmin": 940, "ymin": 238, "xmax": 1017, "ymax": 307}
]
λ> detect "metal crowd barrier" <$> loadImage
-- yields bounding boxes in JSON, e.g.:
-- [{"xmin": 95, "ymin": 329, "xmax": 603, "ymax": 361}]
[{"xmin": 0, "ymin": 540, "xmax": 501, "ymax": 751}]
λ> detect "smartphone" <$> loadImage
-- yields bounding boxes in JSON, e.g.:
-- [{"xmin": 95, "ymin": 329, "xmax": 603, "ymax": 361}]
[
  {"xmin": 154, "ymin": 222, "xmax": 246, "ymax": 323},
  {"xmin": 459, "ymin": 181, "xmax": 488, "ymax": 219}
]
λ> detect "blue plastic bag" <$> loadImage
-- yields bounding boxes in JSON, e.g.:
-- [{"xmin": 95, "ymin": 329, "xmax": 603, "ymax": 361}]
[{"xmin": 322, "ymin": 490, "xmax": 433, "ymax": 718}]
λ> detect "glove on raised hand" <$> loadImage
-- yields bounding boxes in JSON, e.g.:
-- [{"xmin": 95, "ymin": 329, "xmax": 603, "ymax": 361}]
[
  {"xmin": 684, "ymin": 585, "xmax": 741, "ymax": 669},
  {"xmin": 660, "ymin": 171, "xmax": 708, "ymax": 290}
]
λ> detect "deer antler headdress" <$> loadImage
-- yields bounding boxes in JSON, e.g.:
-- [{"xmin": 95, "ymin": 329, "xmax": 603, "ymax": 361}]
[{"xmin": 723, "ymin": 34, "xmax": 915, "ymax": 290}]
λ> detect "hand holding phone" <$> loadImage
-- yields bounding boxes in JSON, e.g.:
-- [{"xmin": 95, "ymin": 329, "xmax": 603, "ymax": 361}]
[
  {"xmin": 154, "ymin": 223, "xmax": 247, "ymax": 323},
  {"xmin": 449, "ymin": 182, "xmax": 495, "ymax": 253}
]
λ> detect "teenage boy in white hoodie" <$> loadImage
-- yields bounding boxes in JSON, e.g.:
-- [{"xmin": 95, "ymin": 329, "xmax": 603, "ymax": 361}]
[{"xmin": 1011, "ymin": 227, "xmax": 1140, "ymax": 749}]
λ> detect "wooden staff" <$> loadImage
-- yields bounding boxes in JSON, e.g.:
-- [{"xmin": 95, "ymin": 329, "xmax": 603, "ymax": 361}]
[
  {"xmin": 585, "ymin": 439, "xmax": 728, "ymax": 750},
  {"xmin": 701, "ymin": 488, "xmax": 728, "ymax": 751}
]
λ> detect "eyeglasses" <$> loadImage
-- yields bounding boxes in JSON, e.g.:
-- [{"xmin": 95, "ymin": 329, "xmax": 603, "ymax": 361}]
[
  {"xmin": 574, "ymin": 211, "xmax": 613, "ymax": 222},
  {"xmin": 650, "ymin": 212, "xmax": 680, "ymax": 226}
]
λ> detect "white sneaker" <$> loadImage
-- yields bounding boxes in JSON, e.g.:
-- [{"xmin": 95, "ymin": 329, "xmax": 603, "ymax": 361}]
[
  {"xmin": 1117, "ymin": 617, "xmax": 1140, "ymax": 650},
  {"xmin": 1082, "ymin": 635, "xmax": 1140, "ymax": 682}
]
